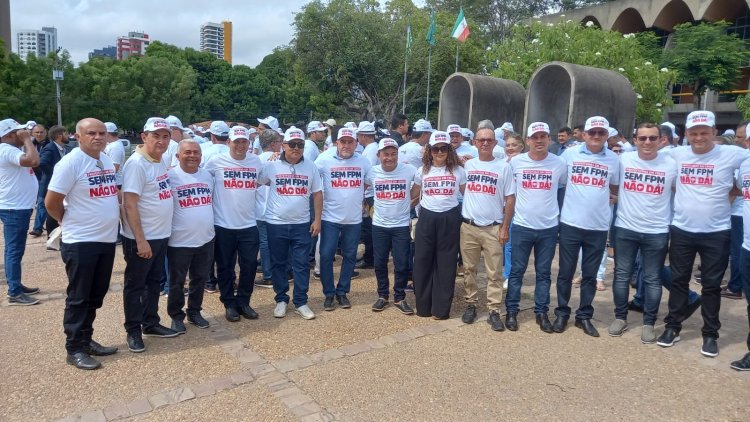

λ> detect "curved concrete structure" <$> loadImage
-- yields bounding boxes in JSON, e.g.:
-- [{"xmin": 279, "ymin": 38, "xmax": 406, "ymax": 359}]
[
  {"xmin": 437, "ymin": 72, "xmax": 526, "ymax": 132},
  {"xmin": 524, "ymin": 61, "xmax": 636, "ymax": 138}
]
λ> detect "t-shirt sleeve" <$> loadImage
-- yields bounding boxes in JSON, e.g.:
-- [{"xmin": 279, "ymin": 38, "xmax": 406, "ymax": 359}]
[
  {"xmin": 111, "ymin": 144, "xmax": 125, "ymax": 165},
  {"xmin": 0, "ymin": 145, "xmax": 23, "ymax": 166},
  {"xmin": 257, "ymin": 164, "xmax": 270, "ymax": 185},
  {"xmin": 47, "ymin": 155, "xmax": 76, "ymax": 195},
  {"xmin": 122, "ymin": 160, "xmax": 146, "ymax": 196},
  {"xmin": 311, "ymin": 166, "xmax": 323, "ymax": 193},
  {"xmin": 609, "ymin": 158, "xmax": 620, "ymax": 185},
  {"xmin": 456, "ymin": 167, "xmax": 467, "ymax": 186},
  {"xmin": 414, "ymin": 167, "xmax": 423, "ymax": 186}
]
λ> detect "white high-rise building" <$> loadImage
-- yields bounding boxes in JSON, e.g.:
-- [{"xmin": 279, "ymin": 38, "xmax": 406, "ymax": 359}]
[
  {"xmin": 16, "ymin": 26, "xmax": 57, "ymax": 60},
  {"xmin": 200, "ymin": 21, "xmax": 232, "ymax": 64}
]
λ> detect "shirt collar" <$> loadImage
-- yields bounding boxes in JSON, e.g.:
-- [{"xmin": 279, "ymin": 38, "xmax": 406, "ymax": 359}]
[
  {"xmin": 580, "ymin": 143, "xmax": 607, "ymax": 156},
  {"xmin": 135, "ymin": 145, "xmax": 160, "ymax": 163}
]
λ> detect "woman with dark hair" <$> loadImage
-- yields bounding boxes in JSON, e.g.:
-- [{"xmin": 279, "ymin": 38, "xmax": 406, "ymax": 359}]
[{"xmin": 409, "ymin": 131, "xmax": 466, "ymax": 319}]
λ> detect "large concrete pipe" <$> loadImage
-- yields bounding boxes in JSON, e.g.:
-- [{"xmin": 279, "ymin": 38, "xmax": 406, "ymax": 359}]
[
  {"xmin": 524, "ymin": 61, "xmax": 636, "ymax": 139},
  {"xmin": 438, "ymin": 72, "xmax": 526, "ymax": 132}
]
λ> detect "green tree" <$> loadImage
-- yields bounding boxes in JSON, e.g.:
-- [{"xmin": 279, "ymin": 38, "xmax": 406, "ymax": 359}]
[
  {"xmin": 487, "ymin": 19, "xmax": 676, "ymax": 123},
  {"xmin": 663, "ymin": 21, "xmax": 749, "ymax": 109}
]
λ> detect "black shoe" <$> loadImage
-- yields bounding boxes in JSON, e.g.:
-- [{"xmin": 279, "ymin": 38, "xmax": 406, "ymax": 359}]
[
  {"xmin": 394, "ymin": 300, "xmax": 414, "ymax": 315},
  {"xmin": 143, "ymin": 324, "xmax": 180, "ymax": 338},
  {"xmin": 85, "ymin": 341, "xmax": 118, "ymax": 356},
  {"xmin": 730, "ymin": 352, "xmax": 750, "ymax": 371},
  {"xmin": 336, "ymin": 294, "xmax": 351, "ymax": 309},
  {"xmin": 187, "ymin": 313, "xmax": 210, "ymax": 329},
  {"xmin": 488, "ymin": 311, "xmax": 505, "ymax": 332},
  {"xmin": 574, "ymin": 319, "xmax": 600, "ymax": 337},
  {"xmin": 552, "ymin": 316, "xmax": 568, "ymax": 333},
  {"xmin": 20, "ymin": 284, "xmax": 39, "ymax": 295},
  {"xmin": 461, "ymin": 305, "xmax": 477, "ymax": 324},
  {"xmin": 656, "ymin": 328, "xmax": 680, "ymax": 347},
  {"xmin": 685, "ymin": 297, "xmax": 702, "ymax": 319},
  {"xmin": 720, "ymin": 286, "xmax": 743, "ymax": 300},
  {"xmin": 171, "ymin": 319, "xmax": 186, "ymax": 334},
  {"xmin": 627, "ymin": 301, "xmax": 644, "ymax": 313},
  {"xmin": 536, "ymin": 313, "xmax": 554, "ymax": 333},
  {"xmin": 7, "ymin": 293, "xmax": 40, "ymax": 306},
  {"xmin": 313, "ymin": 272, "xmax": 321, "ymax": 280},
  {"xmin": 204, "ymin": 283, "xmax": 217, "ymax": 293},
  {"xmin": 254, "ymin": 278, "xmax": 273, "ymax": 288},
  {"xmin": 701, "ymin": 336, "xmax": 719, "ymax": 357},
  {"xmin": 127, "ymin": 333, "xmax": 146, "ymax": 353},
  {"xmin": 66, "ymin": 352, "xmax": 101, "ymax": 370},
  {"xmin": 225, "ymin": 307, "xmax": 240, "ymax": 322},
  {"xmin": 350, "ymin": 271, "xmax": 360, "ymax": 280},
  {"xmin": 355, "ymin": 260, "xmax": 374, "ymax": 269},
  {"xmin": 372, "ymin": 297, "xmax": 388, "ymax": 312},
  {"xmin": 505, "ymin": 312, "xmax": 519, "ymax": 331},
  {"xmin": 405, "ymin": 284, "xmax": 414, "ymax": 293},
  {"xmin": 238, "ymin": 305, "xmax": 259, "ymax": 319},
  {"xmin": 28, "ymin": 229, "xmax": 42, "ymax": 237},
  {"xmin": 323, "ymin": 296, "xmax": 336, "ymax": 311}
]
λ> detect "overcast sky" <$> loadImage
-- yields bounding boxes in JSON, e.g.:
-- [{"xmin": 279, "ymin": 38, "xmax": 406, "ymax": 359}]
[{"xmin": 9, "ymin": 0, "xmax": 310, "ymax": 67}]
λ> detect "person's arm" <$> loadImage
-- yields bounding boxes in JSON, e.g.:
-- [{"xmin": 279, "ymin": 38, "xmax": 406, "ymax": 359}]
[
  {"xmin": 310, "ymin": 190, "xmax": 322, "ymax": 236},
  {"xmin": 45, "ymin": 191, "xmax": 66, "ymax": 222},
  {"xmin": 499, "ymin": 195, "xmax": 515, "ymax": 244},
  {"xmin": 609, "ymin": 184, "xmax": 619, "ymax": 204},
  {"xmin": 18, "ymin": 130, "xmax": 39, "ymax": 167},
  {"xmin": 123, "ymin": 192, "xmax": 152, "ymax": 259},
  {"xmin": 410, "ymin": 184, "xmax": 421, "ymax": 208}
]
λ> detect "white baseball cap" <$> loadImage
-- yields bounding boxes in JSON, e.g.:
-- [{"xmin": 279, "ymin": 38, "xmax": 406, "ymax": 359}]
[
  {"xmin": 377, "ymin": 138, "xmax": 399, "ymax": 151},
  {"xmin": 527, "ymin": 122, "xmax": 550, "ymax": 137},
  {"xmin": 229, "ymin": 126, "xmax": 249, "ymax": 141},
  {"xmin": 0, "ymin": 119, "xmax": 25, "ymax": 137},
  {"xmin": 143, "ymin": 117, "xmax": 170, "ymax": 133},
  {"xmin": 447, "ymin": 124, "xmax": 461, "ymax": 134},
  {"xmin": 685, "ymin": 110, "xmax": 715, "ymax": 129},
  {"xmin": 258, "ymin": 116, "xmax": 279, "ymax": 130},
  {"xmin": 210, "ymin": 121, "xmax": 230, "ymax": 137},
  {"xmin": 337, "ymin": 127, "xmax": 356, "ymax": 140},
  {"xmin": 284, "ymin": 126, "xmax": 305, "ymax": 142},
  {"xmin": 104, "ymin": 122, "xmax": 118, "ymax": 133},
  {"xmin": 165, "ymin": 115, "xmax": 183, "ymax": 129},
  {"xmin": 325, "ymin": 118, "xmax": 337, "ymax": 127},
  {"xmin": 343, "ymin": 121, "xmax": 357, "ymax": 130},
  {"xmin": 608, "ymin": 127, "xmax": 619, "ymax": 138},
  {"xmin": 357, "ymin": 121, "xmax": 376, "ymax": 135},
  {"xmin": 500, "ymin": 122, "xmax": 514, "ymax": 132},
  {"xmin": 461, "ymin": 128, "xmax": 473, "ymax": 139},
  {"xmin": 247, "ymin": 127, "xmax": 257, "ymax": 135},
  {"xmin": 723, "ymin": 129, "xmax": 735, "ymax": 136},
  {"xmin": 494, "ymin": 128, "xmax": 504, "ymax": 141},
  {"xmin": 429, "ymin": 131, "xmax": 450, "ymax": 146},
  {"xmin": 24, "ymin": 120, "xmax": 37, "ymax": 130},
  {"xmin": 413, "ymin": 119, "xmax": 434, "ymax": 133},
  {"xmin": 584, "ymin": 116, "xmax": 610, "ymax": 132},
  {"xmin": 307, "ymin": 121, "xmax": 327, "ymax": 133}
]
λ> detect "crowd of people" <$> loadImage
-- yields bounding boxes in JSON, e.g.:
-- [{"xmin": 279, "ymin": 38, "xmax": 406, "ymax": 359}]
[{"xmin": 0, "ymin": 109, "xmax": 749, "ymax": 374}]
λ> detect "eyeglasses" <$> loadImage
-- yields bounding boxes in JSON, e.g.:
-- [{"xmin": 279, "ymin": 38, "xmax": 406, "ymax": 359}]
[
  {"xmin": 430, "ymin": 145, "xmax": 449, "ymax": 153},
  {"xmin": 286, "ymin": 141, "xmax": 305, "ymax": 149},
  {"xmin": 587, "ymin": 129, "xmax": 608, "ymax": 137},
  {"xmin": 611, "ymin": 149, "xmax": 623, "ymax": 154},
  {"xmin": 636, "ymin": 136, "xmax": 660, "ymax": 142},
  {"xmin": 95, "ymin": 160, "xmax": 104, "ymax": 171},
  {"xmin": 475, "ymin": 138, "xmax": 495, "ymax": 144}
]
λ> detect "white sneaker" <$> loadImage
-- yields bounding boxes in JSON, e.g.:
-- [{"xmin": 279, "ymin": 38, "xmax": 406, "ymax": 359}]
[
  {"xmin": 295, "ymin": 304, "xmax": 315, "ymax": 320},
  {"xmin": 273, "ymin": 302, "xmax": 287, "ymax": 318},
  {"xmin": 503, "ymin": 280, "xmax": 508, "ymax": 289}
]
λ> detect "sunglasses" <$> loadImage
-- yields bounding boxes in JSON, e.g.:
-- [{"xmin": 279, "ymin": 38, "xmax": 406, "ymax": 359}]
[
  {"xmin": 587, "ymin": 129, "xmax": 608, "ymax": 137},
  {"xmin": 430, "ymin": 145, "xmax": 449, "ymax": 153},
  {"xmin": 285, "ymin": 141, "xmax": 305, "ymax": 149},
  {"xmin": 636, "ymin": 136, "xmax": 659, "ymax": 142}
]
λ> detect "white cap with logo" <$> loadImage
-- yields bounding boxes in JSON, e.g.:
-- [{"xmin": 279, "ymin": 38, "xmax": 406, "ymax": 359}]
[
  {"xmin": 413, "ymin": 119, "xmax": 434, "ymax": 133},
  {"xmin": 461, "ymin": 128, "xmax": 473, "ymax": 139},
  {"xmin": 143, "ymin": 117, "xmax": 170, "ymax": 133},
  {"xmin": 584, "ymin": 116, "xmax": 610, "ymax": 131},
  {"xmin": 104, "ymin": 122, "xmax": 118, "ymax": 133},
  {"xmin": 284, "ymin": 126, "xmax": 305, "ymax": 142},
  {"xmin": 446, "ymin": 124, "xmax": 461, "ymax": 134},
  {"xmin": 229, "ymin": 126, "xmax": 249, "ymax": 141},
  {"xmin": 685, "ymin": 110, "xmax": 716, "ymax": 129},
  {"xmin": 210, "ymin": 121, "xmax": 230, "ymax": 137},
  {"xmin": 307, "ymin": 121, "xmax": 327, "ymax": 133},
  {"xmin": 337, "ymin": 127, "xmax": 356, "ymax": 140},
  {"xmin": 258, "ymin": 116, "xmax": 280, "ymax": 130},
  {"xmin": 527, "ymin": 122, "xmax": 550, "ymax": 137},
  {"xmin": 500, "ymin": 122, "xmax": 514, "ymax": 132},
  {"xmin": 377, "ymin": 138, "xmax": 399, "ymax": 151},
  {"xmin": 429, "ymin": 131, "xmax": 450, "ymax": 146},
  {"xmin": 165, "ymin": 115, "xmax": 183, "ymax": 129},
  {"xmin": 0, "ymin": 119, "xmax": 25, "ymax": 137}
]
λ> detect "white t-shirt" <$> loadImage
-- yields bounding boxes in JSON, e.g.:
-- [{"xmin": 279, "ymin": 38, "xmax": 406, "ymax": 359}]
[
  {"xmin": 0, "ymin": 143, "xmax": 37, "ymax": 209},
  {"xmin": 162, "ymin": 140, "xmax": 179, "ymax": 170},
  {"xmin": 205, "ymin": 151, "xmax": 262, "ymax": 230},
  {"xmin": 304, "ymin": 139, "xmax": 320, "ymax": 162},
  {"xmin": 415, "ymin": 165, "xmax": 466, "ymax": 213},
  {"xmin": 315, "ymin": 152, "xmax": 372, "ymax": 224},
  {"xmin": 368, "ymin": 163, "xmax": 416, "ymax": 228},
  {"xmin": 361, "ymin": 142, "xmax": 379, "ymax": 198},
  {"xmin": 104, "ymin": 139, "xmax": 125, "ymax": 186},
  {"xmin": 511, "ymin": 152, "xmax": 567, "ymax": 230},
  {"xmin": 493, "ymin": 146, "xmax": 506, "ymax": 159},
  {"xmin": 738, "ymin": 159, "xmax": 750, "ymax": 250},
  {"xmin": 671, "ymin": 144, "xmax": 749, "ymax": 233},
  {"xmin": 200, "ymin": 143, "xmax": 229, "ymax": 167},
  {"xmin": 398, "ymin": 141, "xmax": 424, "ymax": 169},
  {"xmin": 560, "ymin": 144, "xmax": 621, "ymax": 231},
  {"xmin": 252, "ymin": 138, "xmax": 261, "ymax": 153},
  {"xmin": 47, "ymin": 148, "xmax": 119, "ymax": 243},
  {"xmin": 121, "ymin": 151, "xmax": 174, "ymax": 240},
  {"xmin": 455, "ymin": 144, "xmax": 477, "ymax": 159},
  {"xmin": 255, "ymin": 151, "xmax": 273, "ymax": 221},
  {"xmin": 615, "ymin": 151, "xmax": 677, "ymax": 234},
  {"xmin": 461, "ymin": 158, "xmax": 515, "ymax": 226},
  {"xmin": 167, "ymin": 166, "xmax": 215, "ymax": 247},
  {"xmin": 258, "ymin": 156, "xmax": 322, "ymax": 225}
]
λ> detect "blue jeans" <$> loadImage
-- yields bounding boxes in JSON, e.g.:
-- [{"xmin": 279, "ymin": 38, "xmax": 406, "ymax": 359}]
[
  {"xmin": 506, "ymin": 224, "xmax": 558, "ymax": 315},
  {"xmin": 729, "ymin": 215, "xmax": 743, "ymax": 293},
  {"xmin": 612, "ymin": 228, "xmax": 668, "ymax": 326},
  {"xmin": 33, "ymin": 194, "xmax": 47, "ymax": 232},
  {"xmin": 502, "ymin": 220, "xmax": 513, "ymax": 279},
  {"xmin": 0, "ymin": 209, "xmax": 33, "ymax": 296},
  {"xmin": 267, "ymin": 223, "xmax": 312, "ymax": 307},
  {"xmin": 555, "ymin": 223, "xmax": 608, "ymax": 321},
  {"xmin": 372, "ymin": 225, "xmax": 411, "ymax": 302},
  {"xmin": 214, "ymin": 225, "xmax": 259, "ymax": 309},
  {"xmin": 319, "ymin": 220, "xmax": 360, "ymax": 297},
  {"xmin": 633, "ymin": 265, "xmax": 700, "ymax": 307},
  {"xmin": 257, "ymin": 220, "xmax": 273, "ymax": 281}
]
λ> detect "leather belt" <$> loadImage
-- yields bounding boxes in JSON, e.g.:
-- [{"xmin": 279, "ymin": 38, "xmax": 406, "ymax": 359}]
[{"xmin": 462, "ymin": 218, "xmax": 501, "ymax": 228}]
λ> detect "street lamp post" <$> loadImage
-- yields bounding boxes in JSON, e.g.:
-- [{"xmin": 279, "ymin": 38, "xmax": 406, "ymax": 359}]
[{"xmin": 52, "ymin": 69, "xmax": 63, "ymax": 126}]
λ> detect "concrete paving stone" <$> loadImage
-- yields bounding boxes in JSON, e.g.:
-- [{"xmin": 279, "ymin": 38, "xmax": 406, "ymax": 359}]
[
  {"xmin": 365, "ymin": 338, "xmax": 386, "ymax": 349},
  {"xmin": 187, "ymin": 381, "xmax": 216, "ymax": 399},
  {"xmin": 129, "ymin": 382, "xmax": 296, "ymax": 421},
  {"xmin": 338, "ymin": 341, "xmax": 372, "ymax": 356},
  {"xmin": 211, "ymin": 376, "xmax": 235, "ymax": 392},
  {"xmin": 229, "ymin": 370, "xmax": 255, "ymax": 386},
  {"xmin": 300, "ymin": 411, "xmax": 337, "ymax": 422},
  {"xmin": 101, "ymin": 402, "xmax": 130, "ymax": 421},
  {"xmin": 273, "ymin": 385, "xmax": 306, "ymax": 398},
  {"xmin": 419, "ymin": 322, "xmax": 449, "ymax": 335},
  {"xmin": 267, "ymin": 380, "xmax": 295, "ymax": 392},
  {"xmin": 125, "ymin": 398, "xmax": 151, "ymax": 416},
  {"xmin": 279, "ymin": 392, "xmax": 315, "ymax": 408},
  {"xmin": 246, "ymin": 362, "xmax": 276, "ymax": 377},
  {"xmin": 234, "ymin": 347, "xmax": 265, "ymax": 364},
  {"xmin": 390, "ymin": 330, "xmax": 417, "ymax": 343},
  {"xmin": 376, "ymin": 335, "xmax": 398, "ymax": 346},
  {"xmin": 290, "ymin": 400, "xmax": 323, "ymax": 417},
  {"xmin": 255, "ymin": 370, "xmax": 289, "ymax": 386},
  {"xmin": 77, "ymin": 410, "xmax": 106, "ymax": 422},
  {"xmin": 146, "ymin": 392, "xmax": 172, "ymax": 410}
]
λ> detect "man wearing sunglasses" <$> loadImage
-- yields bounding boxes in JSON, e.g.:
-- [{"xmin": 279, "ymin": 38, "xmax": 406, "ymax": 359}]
[
  {"xmin": 554, "ymin": 116, "xmax": 620, "ymax": 337},
  {"xmin": 608, "ymin": 123, "xmax": 677, "ymax": 343},
  {"xmin": 259, "ymin": 127, "xmax": 322, "ymax": 320}
]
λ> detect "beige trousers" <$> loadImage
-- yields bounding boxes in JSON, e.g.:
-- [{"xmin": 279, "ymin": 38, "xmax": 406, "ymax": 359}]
[{"xmin": 460, "ymin": 223, "xmax": 504, "ymax": 311}]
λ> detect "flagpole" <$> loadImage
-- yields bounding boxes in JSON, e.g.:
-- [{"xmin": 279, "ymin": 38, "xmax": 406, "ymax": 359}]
[
  {"xmin": 425, "ymin": 45, "xmax": 432, "ymax": 119},
  {"xmin": 402, "ymin": 19, "xmax": 410, "ymax": 114},
  {"xmin": 402, "ymin": 53, "xmax": 408, "ymax": 114},
  {"xmin": 455, "ymin": 41, "xmax": 459, "ymax": 73}
]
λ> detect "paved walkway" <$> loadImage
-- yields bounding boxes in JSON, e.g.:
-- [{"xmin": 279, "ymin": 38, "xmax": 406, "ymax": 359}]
[{"xmin": 1, "ymin": 233, "xmax": 749, "ymax": 421}]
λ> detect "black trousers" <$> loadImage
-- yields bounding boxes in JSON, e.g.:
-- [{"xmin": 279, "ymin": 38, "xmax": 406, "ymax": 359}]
[
  {"xmin": 122, "ymin": 237, "xmax": 168, "ymax": 334},
  {"xmin": 413, "ymin": 206, "xmax": 462, "ymax": 319},
  {"xmin": 167, "ymin": 240, "xmax": 214, "ymax": 321},
  {"xmin": 61, "ymin": 241, "xmax": 116, "ymax": 354},
  {"xmin": 665, "ymin": 226, "xmax": 730, "ymax": 338}
]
